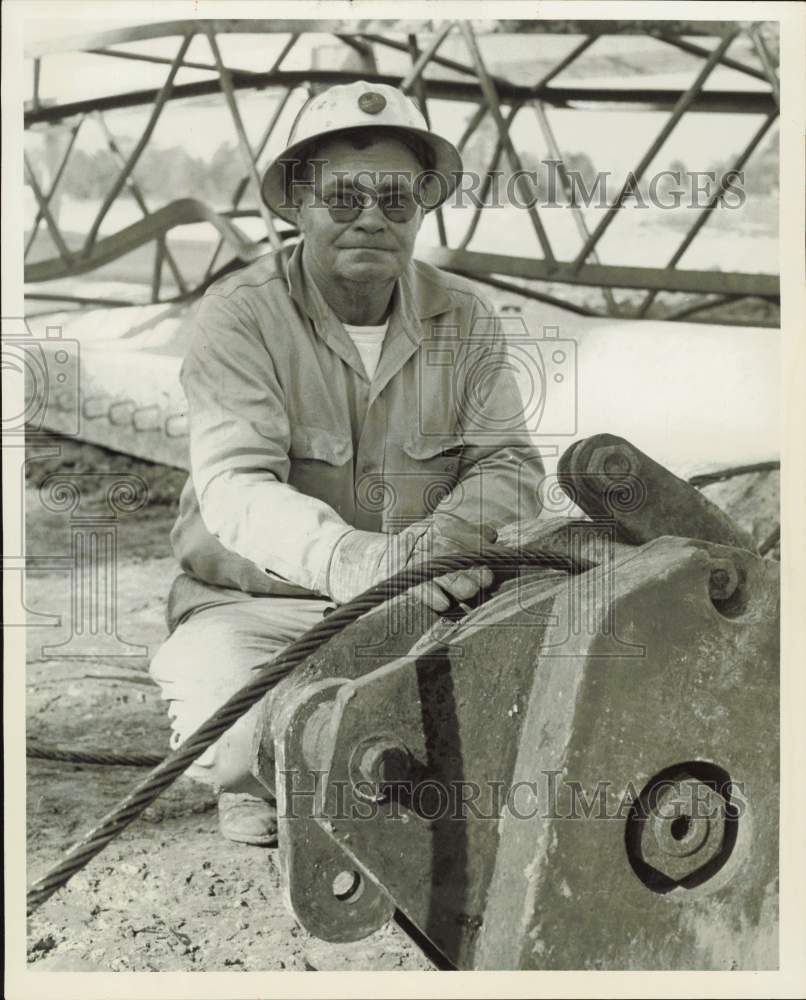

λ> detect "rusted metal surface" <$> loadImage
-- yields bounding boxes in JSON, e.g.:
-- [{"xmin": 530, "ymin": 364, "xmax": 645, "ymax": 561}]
[
  {"xmin": 262, "ymin": 530, "xmax": 778, "ymax": 969},
  {"xmin": 557, "ymin": 432, "xmax": 760, "ymax": 552},
  {"xmin": 420, "ymin": 247, "xmax": 781, "ymax": 299},
  {"xmin": 271, "ymin": 680, "xmax": 397, "ymax": 943},
  {"xmin": 569, "ymin": 30, "xmax": 739, "ymax": 272},
  {"xmin": 26, "ymin": 77, "xmax": 777, "ymax": 128},
  {"xmin": 24, "ymin": 20, "xmax": 780, "ymax": 320},
  {"xmin": 459, "ymin": 21, "xmax": 555, "ymax": 264},
  {"xmin": 23, "ymin": 21, "xmax": 760, "ymax": 61},
  {"xmin": 255, "ymin": 438, "xmax": 779, "ymax": 969},
  {"xmin": 635, "ymin": 110, "xmax": 779, "ymax": 317}
]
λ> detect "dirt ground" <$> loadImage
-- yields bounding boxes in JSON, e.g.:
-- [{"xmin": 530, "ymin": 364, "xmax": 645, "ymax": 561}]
[
  {"xmin": 23, "ymin": 437, "xmax": 778, "ymax": 972},
  {"xmin": 23, "ymin": 439, "xmax": 431, "ymax": 972}
]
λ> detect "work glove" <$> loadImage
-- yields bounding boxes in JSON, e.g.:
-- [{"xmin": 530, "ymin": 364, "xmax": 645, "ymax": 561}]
[
  {"xmin": 326, "ymin": 515, "xmax": 496, "ymax": 611},
  {"xmin": 325, "ymin": 526, "xmax": 424, "ymax": 605},
  {"xmin": 407, "ymin": 513, "xmax": 497, "ymax": 612}
]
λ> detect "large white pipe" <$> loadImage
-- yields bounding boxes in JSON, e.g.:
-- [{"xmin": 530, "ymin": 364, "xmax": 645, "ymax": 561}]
[{"xmin": 26, "ymin": 292, "xmax": 779, "ymax": 479}]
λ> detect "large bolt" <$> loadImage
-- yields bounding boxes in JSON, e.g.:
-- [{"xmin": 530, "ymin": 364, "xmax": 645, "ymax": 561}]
[
  {"xmin": 708, "ymin": 559, "xmax": 740, "ymax": 601},
  {"xmin": 359, "ymin": 739, "xmax": 412, "ymax": 786},
  {"xmin": 638, "ymin": 774, "xmax": 727, "ymax": 883},
  {"xmin": 587, "ymin": 444, "xmax": 637, "ymax": 480},
  {"xmin": 349, "ymin": 738, "xmax": 412, "ymax": 802}
]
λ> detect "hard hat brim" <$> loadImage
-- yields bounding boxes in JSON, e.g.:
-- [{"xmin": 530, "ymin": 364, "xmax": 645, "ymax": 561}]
[{"xmin": 261, "ymin": 124, "xmax": 463, "ymax": 224}]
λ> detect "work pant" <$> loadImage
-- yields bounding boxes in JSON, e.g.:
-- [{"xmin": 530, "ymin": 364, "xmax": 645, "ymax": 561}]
[{"xmin": 148, "ymin": 597, "xmax": 335, "ymax": 797}]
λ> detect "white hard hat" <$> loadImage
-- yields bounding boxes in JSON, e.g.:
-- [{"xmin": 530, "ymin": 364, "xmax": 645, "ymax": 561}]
[{"xmin": 261, "ymin": 81, "xmax": 463, "ymax": 223}]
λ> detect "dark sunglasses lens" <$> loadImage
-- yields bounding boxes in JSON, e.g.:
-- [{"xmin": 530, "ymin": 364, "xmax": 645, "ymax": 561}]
[
  {"xmin": 380, "ymin": 194, "xmax": 417, "ymax": 223},
  {"xmin": 328, "ymin": 203, "xmax": 362, "ymax": 223},
  {"xmin": 325, "ymin": 190, "xmax": 417, "ymax": 224}
]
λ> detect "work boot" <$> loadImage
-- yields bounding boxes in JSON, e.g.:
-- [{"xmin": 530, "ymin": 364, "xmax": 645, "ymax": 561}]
[{"xmin": 217, "ymin": 792, "xmax": 278, "ymax": 847}]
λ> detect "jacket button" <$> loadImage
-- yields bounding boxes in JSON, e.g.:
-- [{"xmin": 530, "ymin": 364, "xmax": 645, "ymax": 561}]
[{"xmin": 361, "ymin": 463, "xmax": 373, "ymax": 474}]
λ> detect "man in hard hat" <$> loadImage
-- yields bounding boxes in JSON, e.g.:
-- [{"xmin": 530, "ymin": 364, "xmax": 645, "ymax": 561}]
[{"xmin": 149, "ymin": 82, "xmax": 545, "ymax": 845}]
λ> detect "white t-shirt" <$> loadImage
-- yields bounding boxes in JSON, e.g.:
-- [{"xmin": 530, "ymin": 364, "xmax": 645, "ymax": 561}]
[{"xmin": 343, "ymin": 320, "xmax": 389, "ymax": 381}]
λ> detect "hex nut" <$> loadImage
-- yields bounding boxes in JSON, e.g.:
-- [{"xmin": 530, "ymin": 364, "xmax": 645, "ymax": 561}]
[
  {"xmin": 587, "ymin": 445, "xmax": 637, "ymax": 480},
  {"xmin": 638, "ymin": 776, "xmax": 727, "ymax": 883}
]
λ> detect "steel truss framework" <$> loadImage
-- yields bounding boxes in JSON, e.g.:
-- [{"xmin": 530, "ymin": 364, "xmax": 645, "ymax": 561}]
[{"xmin": 24, "ymin": 19, "xmax": 781, "ymax": 324}]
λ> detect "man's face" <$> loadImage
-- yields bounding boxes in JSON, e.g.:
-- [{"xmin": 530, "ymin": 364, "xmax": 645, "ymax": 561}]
[{"xmin": 293, "ymin": 135, "xmax": 425, "ymax": 285}]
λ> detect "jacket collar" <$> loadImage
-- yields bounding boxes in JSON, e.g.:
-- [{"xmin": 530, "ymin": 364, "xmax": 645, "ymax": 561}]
[
  {"xmin": 285, "ymin": 239, "xmax": 453, "ymax": 339},
  {"xmin": 283, "ymin": 239, "xmax": 454, "ymax": 401}
]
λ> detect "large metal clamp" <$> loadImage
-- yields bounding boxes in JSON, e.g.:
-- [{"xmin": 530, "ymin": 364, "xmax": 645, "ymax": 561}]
[{"xmin": 253, "ymin": 435, "xmax": 779, "ymax": 970}]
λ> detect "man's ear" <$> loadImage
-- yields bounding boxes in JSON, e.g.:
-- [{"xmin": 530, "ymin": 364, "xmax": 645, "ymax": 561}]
[
  {"xmin": 286, "ymin": 186, "xmax": 313, "ymax": 232},
  {"xmin": 285, "ymin": 177, "xmax": 317, "ymax": 231}
]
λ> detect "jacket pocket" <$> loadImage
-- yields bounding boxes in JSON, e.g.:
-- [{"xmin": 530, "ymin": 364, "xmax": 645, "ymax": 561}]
[
  {"xmin": 391, "ymin": 434, "xmax": 463, "ymax": 520},
  {"xmin": 290, "ymin": 424, "xmax": 353, "ymax": 466},
  {"xmin": 402, "ymin": 433, "xmax": 464, "ymax": 464}
]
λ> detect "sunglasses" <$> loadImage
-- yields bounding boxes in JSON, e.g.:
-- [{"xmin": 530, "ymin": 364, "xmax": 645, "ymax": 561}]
[{"xmin": 320, "ymin": 188, "xmax": 419, "ymax": 224}]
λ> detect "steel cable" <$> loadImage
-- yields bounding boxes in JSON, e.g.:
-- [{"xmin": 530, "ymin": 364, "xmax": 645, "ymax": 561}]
[
  {"xmin": 27, "ymin": 745, "xmax": 164, "ymax": 767},
  {"xmin": 687, "ymin": 460, "xmax": 780, "ymax": 488},
  {"xmin": 26, "ymin": 544, "xmax": 588, "ymax": 915},
  {"xmin": 27, "ymin": 464, "xmax": 780, "ymax": 773},
  {"xmin": 687, "ymin": 462, "xmax": 781, "ymax": 558}
]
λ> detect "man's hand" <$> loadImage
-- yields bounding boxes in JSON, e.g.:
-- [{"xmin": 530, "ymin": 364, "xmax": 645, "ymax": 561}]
[
  {"xmin": 325, "ymin": 527, "xmax": 421, "ymax": 605},
  {"xmin": 325, "ymin": 516, "xmax": 497, "ymax": 610},
  {"xmin": 408, "ymin": 515, "xmax": 497, "ymax": 612}
]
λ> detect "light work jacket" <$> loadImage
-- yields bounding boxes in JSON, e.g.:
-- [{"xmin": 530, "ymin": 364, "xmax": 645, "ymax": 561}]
[{"xmin": 169, "ymin": 239, "xmax": 545, "ymax": 624}]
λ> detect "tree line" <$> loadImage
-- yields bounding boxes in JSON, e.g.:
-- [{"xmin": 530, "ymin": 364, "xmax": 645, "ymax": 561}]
[{"xmin": 25, "ymin": 127, "xmax": 778, "ymax": 207}]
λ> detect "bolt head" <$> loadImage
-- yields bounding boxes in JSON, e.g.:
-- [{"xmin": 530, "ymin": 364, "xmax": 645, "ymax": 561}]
[
  {"xmin": 360, "ymin": 740, "xmax": 411, "ymax": 786},
  {"xmin": 588, "ymin": 445, "xmax": 636, "ymax": 480},
  {"xmin": 708, "ymin": 560, "xmax": 740, "ymax": 601}
]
